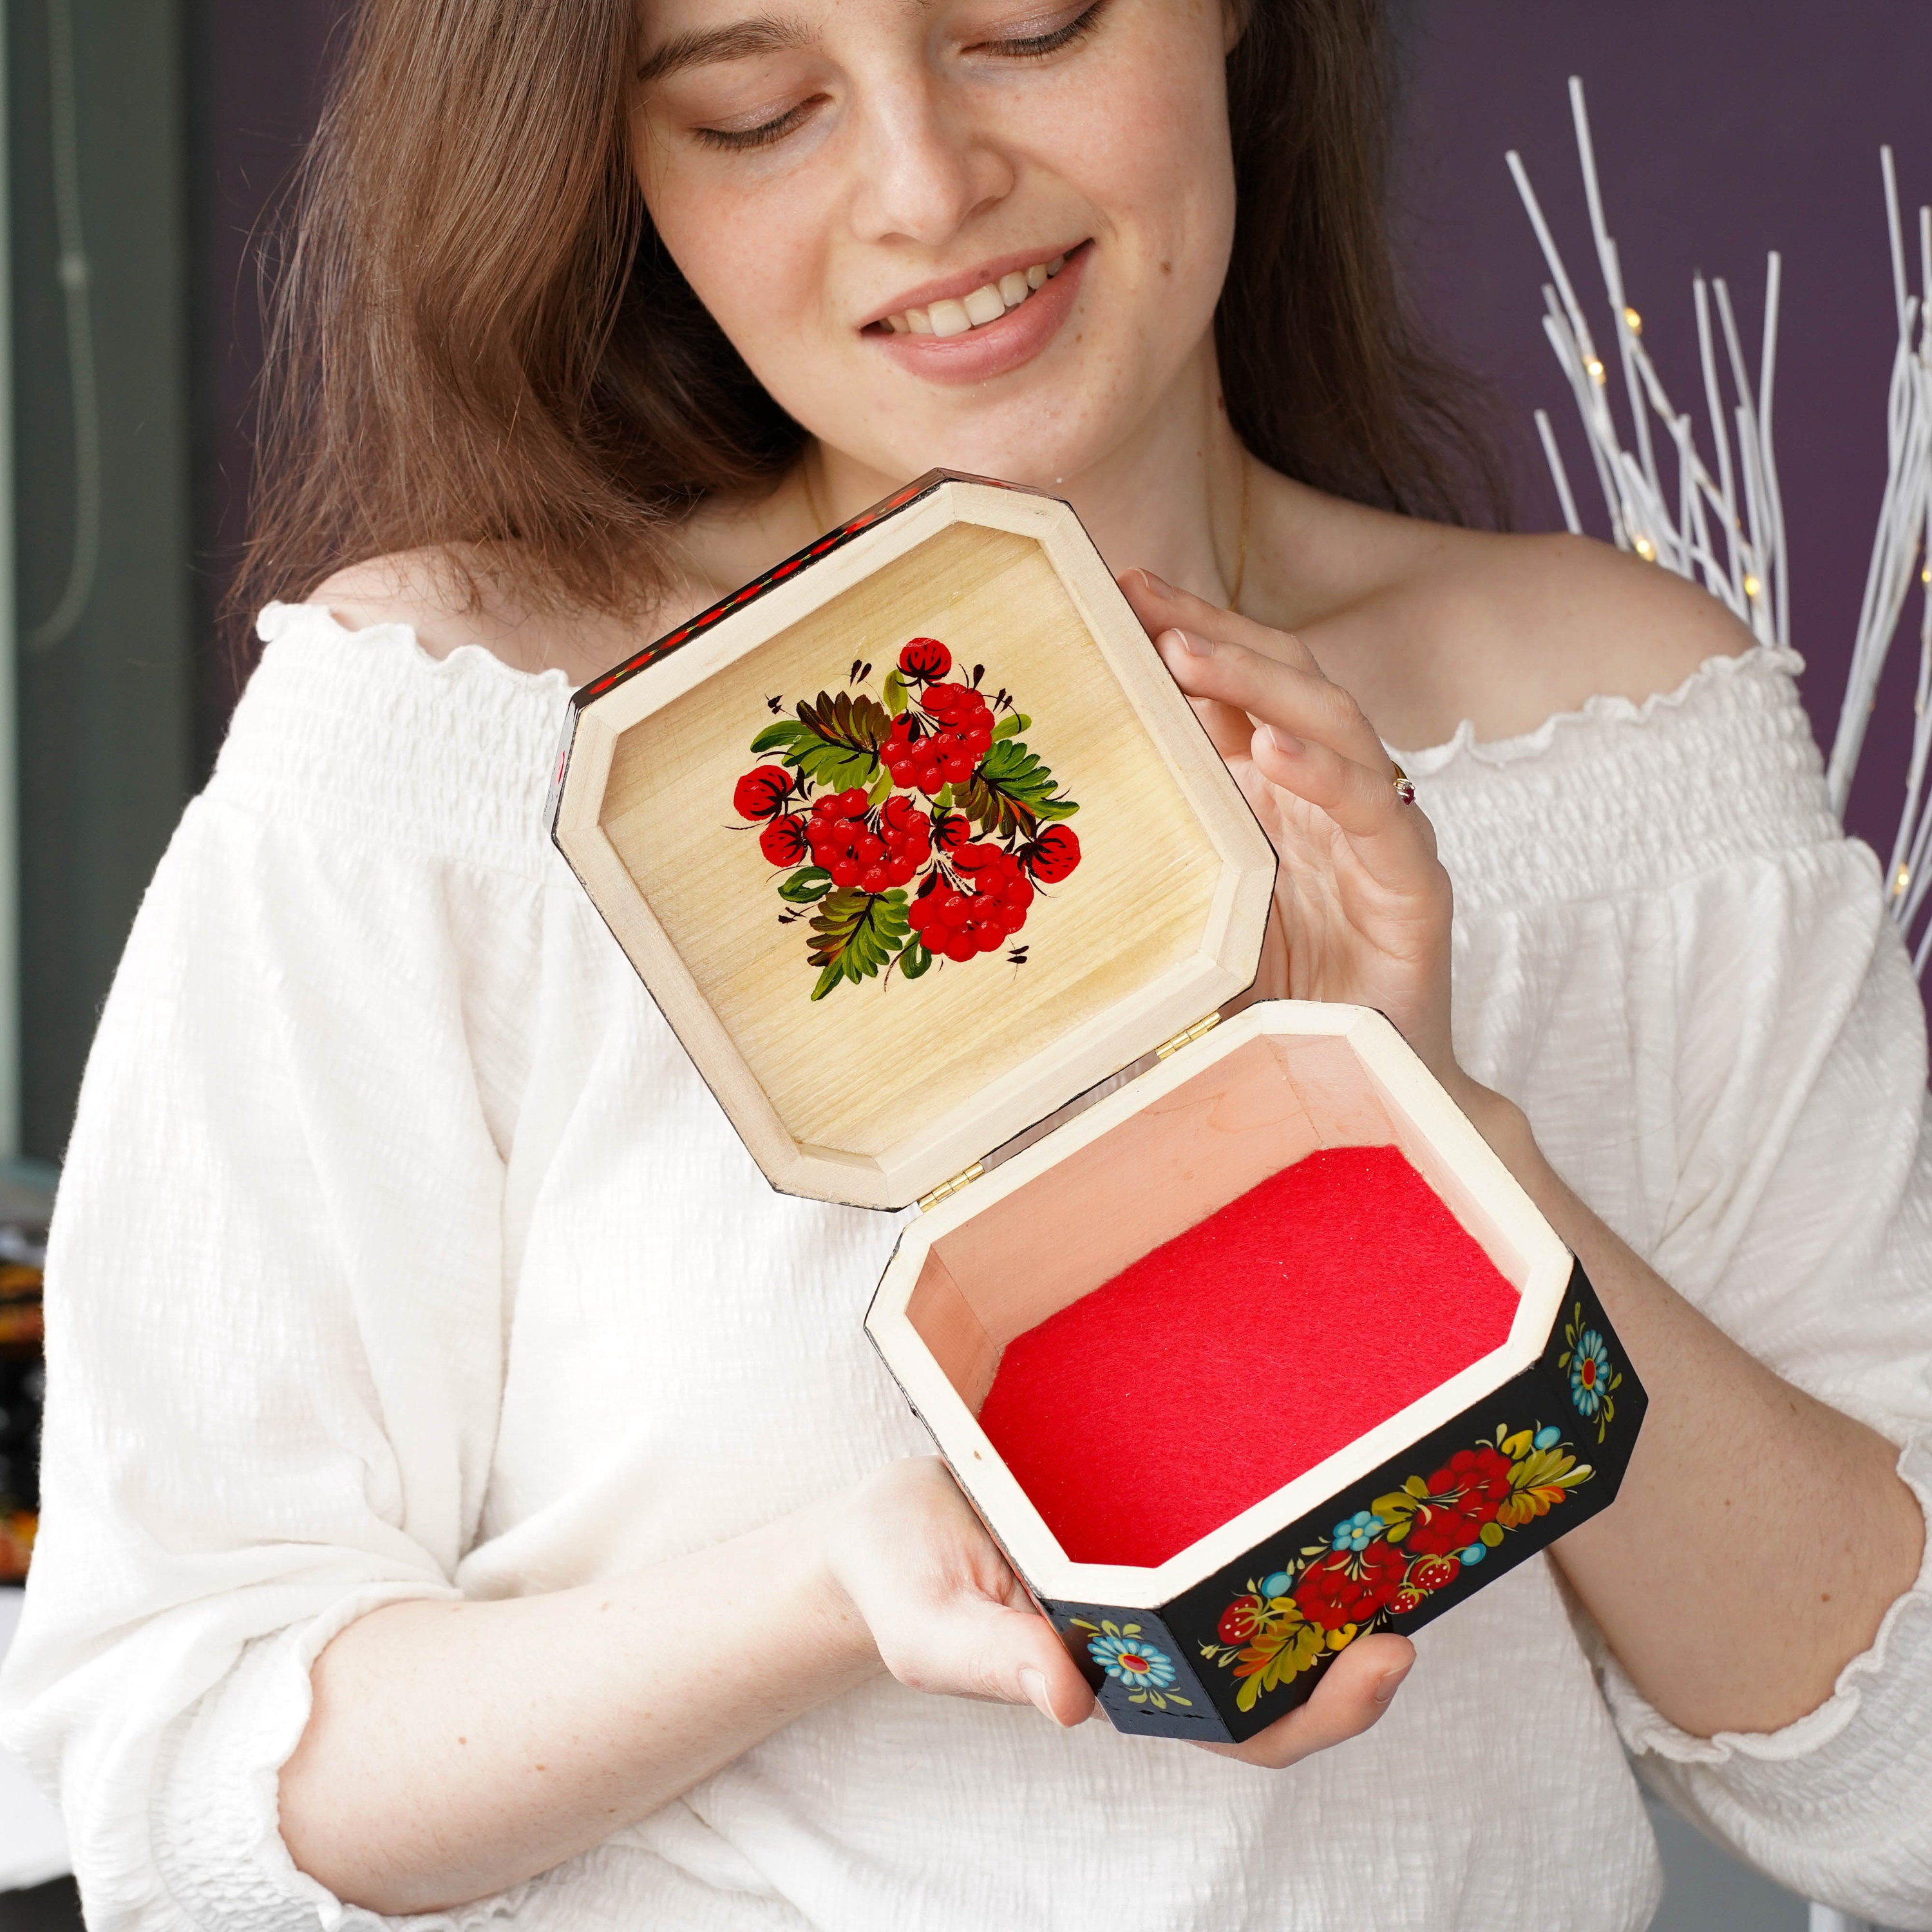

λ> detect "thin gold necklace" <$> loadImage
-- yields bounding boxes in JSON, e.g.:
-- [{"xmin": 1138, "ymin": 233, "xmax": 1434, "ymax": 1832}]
[
  {"xmin": 802, "ymin": 451, "xmax": 1250, "ymax": 611},
  {"xmin": 1229, "ymin": 452, "xmax": 1251, "ymax": 616}
]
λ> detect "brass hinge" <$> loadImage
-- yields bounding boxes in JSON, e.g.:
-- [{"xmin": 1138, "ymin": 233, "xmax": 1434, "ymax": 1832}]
[
  {"xmin": 1155, "ymin": 1011, "xmax": 1222, "ymax": 1061},
  {"xmin": 916, "ymin": 1162, "xmax": 985, "ymax": 1213}
]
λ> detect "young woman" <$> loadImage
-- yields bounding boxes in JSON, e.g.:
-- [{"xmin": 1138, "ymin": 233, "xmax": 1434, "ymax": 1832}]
[{"xmin": 6, "ymin": 3, "xmax": 1931, "ymax": 1927}]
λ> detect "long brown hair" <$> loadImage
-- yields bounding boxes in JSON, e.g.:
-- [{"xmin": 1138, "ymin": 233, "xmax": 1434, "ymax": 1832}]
[{"xmin": 234, "ymin": 0, "xmax": 1504, "ymax": 629}]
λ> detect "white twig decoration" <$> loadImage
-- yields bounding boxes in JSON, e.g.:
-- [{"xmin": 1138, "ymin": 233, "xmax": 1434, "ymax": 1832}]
[
  {"xmin": 1849, "ymin": 163, "xmax": 1932, "ymax": 969},
  {"xmin": 1513, "ymin": 84, "xmax": 1932, "ymax": 979},
  {"xmin": 1507, "ymin": 78, "xmax": 1787, "ymax": 651}
]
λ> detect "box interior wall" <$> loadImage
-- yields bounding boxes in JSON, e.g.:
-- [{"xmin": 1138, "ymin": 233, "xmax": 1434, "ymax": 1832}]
[{"xmin": 907, "ymin": 1030, "xmax": 1533, "ymax": 1420}]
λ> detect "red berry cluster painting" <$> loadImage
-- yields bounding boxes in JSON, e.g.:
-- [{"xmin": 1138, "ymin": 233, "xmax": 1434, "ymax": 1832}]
[{"xmin": 732, "ymin": 638, "xmax": 1083, "ymax": 1000}]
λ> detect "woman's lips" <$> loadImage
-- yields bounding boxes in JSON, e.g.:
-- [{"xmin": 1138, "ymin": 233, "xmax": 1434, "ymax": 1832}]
[{"xmin": 864, "ymin": 242, "xmax": 1091, "ymax": 387}]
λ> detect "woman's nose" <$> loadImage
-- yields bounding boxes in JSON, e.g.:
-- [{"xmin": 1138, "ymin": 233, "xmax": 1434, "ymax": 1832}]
[{"xmin": 847, "ymin": 79, "xmax": 1015, "ymax": 251}]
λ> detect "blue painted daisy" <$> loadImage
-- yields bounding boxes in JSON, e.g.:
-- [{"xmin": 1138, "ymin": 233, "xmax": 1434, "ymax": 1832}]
[
  {"xmin": 1568, "ymin": 1327, "xmax": 1614, "ymax": 1419},
  {"xmin": 1087, "ymin": 1630, "xmax": 1178, "ymax": 1692},
  {"xmin": 1331, "ymin": 1509, "xmax": 1387, "ymax": 1553}
]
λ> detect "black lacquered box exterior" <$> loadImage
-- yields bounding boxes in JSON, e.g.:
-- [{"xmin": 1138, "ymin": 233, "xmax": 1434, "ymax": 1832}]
[{"xmin": 1039, "ymin": 1259, "xmax": 1643, "ymax": 1743}]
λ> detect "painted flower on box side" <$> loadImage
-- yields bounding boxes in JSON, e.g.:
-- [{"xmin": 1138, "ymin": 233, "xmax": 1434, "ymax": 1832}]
[
  {"xmin": 1557, "ymin": 1303, "xmax": 1623, "ymax": 1444},
  {"xmin": 1071, "ymin": 1618, "xmax": 1192, "ymax": 1713},
  {"xmin": 1331, "ymin": 1509, "xmax": 1387, "ymax": 1552},
  {"xmin": 730, "ymin": 638, "xmax": 1083, "ymax": 999},
  {"xmin": 1198, "ymin": 1421, "xmax": 1596, "ymax": 1715}
]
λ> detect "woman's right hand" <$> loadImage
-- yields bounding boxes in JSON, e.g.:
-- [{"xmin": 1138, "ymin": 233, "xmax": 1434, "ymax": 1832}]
[
  {"xmin": 826, "ymin": 1458, "xmax": 1414, "ymax": 1765},
  {"xmin": 824, "ymin": 1457, "xmax": 1096, "ymax": 1727}
]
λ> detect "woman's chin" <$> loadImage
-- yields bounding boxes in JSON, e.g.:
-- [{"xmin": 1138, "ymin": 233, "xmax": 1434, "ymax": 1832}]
[{"xmin": 811, "ymin": 396, "xmax": 1133, "ymax": 504}]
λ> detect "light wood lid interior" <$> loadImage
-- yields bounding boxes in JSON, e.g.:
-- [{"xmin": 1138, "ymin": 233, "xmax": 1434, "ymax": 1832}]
[{"xmin": 553, "ymin": 477, "xmax": 1277, "ymax": 1209}]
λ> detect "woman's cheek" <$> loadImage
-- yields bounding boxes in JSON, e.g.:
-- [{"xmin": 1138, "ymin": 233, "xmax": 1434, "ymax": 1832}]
[
  {"xmin": 644, "ymin": 162, "xmax": 833, "ymax": 383},
  {"xmin": 1028, "ymin": 26, "xmax": 1235, "ymax": 296}
]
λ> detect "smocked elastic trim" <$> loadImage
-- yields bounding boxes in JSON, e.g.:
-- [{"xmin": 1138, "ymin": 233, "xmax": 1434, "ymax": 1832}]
[
  {"xmin": 1390, "ymin": 646, "xmax": 1806, "ymax": 779},
  {"xmin": 257, "ymin": 603, "xmax": 575, "ymax": 700},
  {"xmin": 1605, "ymin": 1431, "xmax": 1932, "ymax": 1766}
]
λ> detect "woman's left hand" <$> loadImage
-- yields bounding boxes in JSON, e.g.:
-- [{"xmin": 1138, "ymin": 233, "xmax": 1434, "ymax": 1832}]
[{"xmin": 1120, "ymin": 570, "xmax": 1459, "ymax": 1086}]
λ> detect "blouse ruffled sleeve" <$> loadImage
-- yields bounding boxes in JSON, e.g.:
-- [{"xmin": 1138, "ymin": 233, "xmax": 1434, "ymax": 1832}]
[
  {"xmin": 0, "ymin": 607, "xmax": 570, "ymax": 1931},
  {"xmin": 1604, "ymin": 857, "xmax": 1932, "ymax": 1926},
  {"xmin": 1540, "ymin": 659, "xmax": 1932, "ymax": 1924},
  {"xmin": 1421, "ymin": 645, "xmax": 1932, "ymax": 1925}
]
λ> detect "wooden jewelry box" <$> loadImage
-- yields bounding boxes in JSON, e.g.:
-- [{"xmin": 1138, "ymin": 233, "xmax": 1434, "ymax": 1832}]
[{"xmin": 549, "ymin": 471, "xmax": 1646, "ymax": 1745}]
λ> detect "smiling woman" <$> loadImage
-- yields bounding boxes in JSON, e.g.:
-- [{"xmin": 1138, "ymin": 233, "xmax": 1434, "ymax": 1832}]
[{"xmin": 6, "ymin": 2, "xmax": 1932, "ymax": 1931}]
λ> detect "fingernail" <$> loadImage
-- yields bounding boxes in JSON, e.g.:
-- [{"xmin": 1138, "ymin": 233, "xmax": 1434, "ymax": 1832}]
[
  {"xmin": 1160, "ymin": 628, "xmax": 1214, "ymax": 659},
  {"xmin": 1266, "ymin": 724, "xmax": 1305, "ymax": 755},
  {"xmin": 1374, "ymin": 1663, "xmax": 1412, "ymax": 1706},
  {"xmin": 1019, "ymin": 1667, "xmax": 1055, "ymax": 1721},
  {"xmin": 1135, "ymin": 569, "xmax": 1175, "ymax": 598}
]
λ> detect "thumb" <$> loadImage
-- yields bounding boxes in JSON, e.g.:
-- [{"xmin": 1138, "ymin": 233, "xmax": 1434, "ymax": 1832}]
[{"xmin": 950, "ymin": 1596, "xmax": 1097, "ymax": 1727}]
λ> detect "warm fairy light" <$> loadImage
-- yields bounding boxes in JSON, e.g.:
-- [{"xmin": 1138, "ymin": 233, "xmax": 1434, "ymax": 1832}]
[
  {"xmin": 1632, "ymin": 533, "xmax": 1656, "ymax": 561},
  {"xmin": 1895, "ymin": 863, "xmax": 1913, "ymax": 900},
  {"xmin": 1623, "ymin": 306, "xmax": 1643, "ymax": 334},
  {"xmin": 1744, "ymin": 574, "xmax": 1763, "ymax": 600},
  {"xmin": 1586, "ymin": 356, "xmax": 1607, "ymax": 384}
]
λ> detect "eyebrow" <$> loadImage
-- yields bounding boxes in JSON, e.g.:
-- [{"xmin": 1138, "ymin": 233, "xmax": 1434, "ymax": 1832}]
[{"xmin": 636, "ymin": 17, "xmax": 814, "ymax": 86}]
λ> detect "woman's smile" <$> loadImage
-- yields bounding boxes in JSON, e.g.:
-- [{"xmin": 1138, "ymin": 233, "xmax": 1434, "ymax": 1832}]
[{"xmin": 867, "ymin": 240, "xmax": 1089, "ymax": 384}]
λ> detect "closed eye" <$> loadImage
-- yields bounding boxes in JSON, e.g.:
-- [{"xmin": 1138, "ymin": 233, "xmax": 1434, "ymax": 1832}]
[
  {"xmin": 692, "ymin": 97, "xmax": 825, "ymax": 151},
  {"xmin": 976, "ymin": 0, "xmax": 1111, "ymax": 60}
]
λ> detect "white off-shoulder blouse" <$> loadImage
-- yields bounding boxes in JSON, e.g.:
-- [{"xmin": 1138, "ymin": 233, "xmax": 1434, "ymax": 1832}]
[{"xmin": 2, "ymin": 603, "xmax": 1929, "ymax": 1932}]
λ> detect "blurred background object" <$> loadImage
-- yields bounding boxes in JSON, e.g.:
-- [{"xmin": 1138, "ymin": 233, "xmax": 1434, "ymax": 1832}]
[{"xmin": 0, "ymin": 2, "xmax": 1926, "ymax": 1928}]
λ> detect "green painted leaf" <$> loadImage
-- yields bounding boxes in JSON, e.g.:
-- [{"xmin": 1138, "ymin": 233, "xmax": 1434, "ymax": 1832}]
[
  {"xmin": 992, "ymin": 712, "xmax": 1030, "ymax": 741},
  {"xmin": 962, "ymin": 736, "xmax": 1081, "ymax": 841},
  {"xmin": 900, "ymin": 939, "xmax": 934, "ymax": 980},
  {"xmin": 807, "ymin": 888, "xmax": 911, "ymax": 999},
  {"xmin": 882, "ymin": 667, "xmax": 909, "ymax": 716},
  {"xmin": 783, "ymin": 690, "xmax": 892, "ymax": 792},
  {"xmin": 866, "ymin": 764, "xmax": 894, "ymax": 806},
  {"xmin": 934, "ymin": 782, "xmax": 956, "ymax": 811},
  {"xmin": 751, "ymin": 720, "xmax": 804, "ymax": 756},
  {"xmin": 777, "ymin": 866, "xmax": 833, "ymax": 904}
]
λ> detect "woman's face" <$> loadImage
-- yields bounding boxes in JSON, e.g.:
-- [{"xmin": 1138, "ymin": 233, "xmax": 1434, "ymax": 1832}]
[{"xmin": 630, "ymin": 0, "xmax": 1238, "ymax": 491}]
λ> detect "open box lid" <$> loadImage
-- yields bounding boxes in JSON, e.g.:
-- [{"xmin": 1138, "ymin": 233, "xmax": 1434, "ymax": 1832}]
[{"xmin": 550, "ymin": 471, "xmax": 1278, "ymax": 1211}]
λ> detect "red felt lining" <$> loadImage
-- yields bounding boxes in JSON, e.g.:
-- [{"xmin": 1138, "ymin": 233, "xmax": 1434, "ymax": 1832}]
[{"xmin": 974, "ymin": 1144, "xmax": 1520, "ymax": 1569}]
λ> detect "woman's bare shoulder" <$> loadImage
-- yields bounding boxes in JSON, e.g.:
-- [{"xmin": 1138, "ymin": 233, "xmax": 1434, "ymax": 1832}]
[
  {"xmin": 1280, "ymin": 493, "xmax": 1756, "ymax": 748},
  {"xmin": 308, "ymin": 547, "xmax": 726, "ymax": 687}
]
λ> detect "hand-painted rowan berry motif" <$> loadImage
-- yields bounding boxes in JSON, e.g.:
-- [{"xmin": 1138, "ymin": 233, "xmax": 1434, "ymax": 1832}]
[{"xmin": 733, "ymin": 638, "xmax": 1082, "ymax": 999}]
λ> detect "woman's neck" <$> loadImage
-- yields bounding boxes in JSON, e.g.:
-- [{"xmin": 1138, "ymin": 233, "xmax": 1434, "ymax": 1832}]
[{"xmin": 807, "ymin": 345, "xmax": 1251, "ymax": 609}]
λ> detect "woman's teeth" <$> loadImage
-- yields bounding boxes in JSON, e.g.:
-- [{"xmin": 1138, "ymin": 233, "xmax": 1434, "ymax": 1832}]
[{"xmin": 884, "ymin": 256, "xmax": 1066, "ymax": 339}]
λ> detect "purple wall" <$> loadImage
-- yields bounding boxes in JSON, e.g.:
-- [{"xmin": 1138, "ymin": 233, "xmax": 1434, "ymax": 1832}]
[
  {"xmin": 1393, "ymin": 1, "xmax": 1932, "ymax": 853},
  {"xmin": 189, "ymin": 4, "xmax": 1932, "ymax": 849}
]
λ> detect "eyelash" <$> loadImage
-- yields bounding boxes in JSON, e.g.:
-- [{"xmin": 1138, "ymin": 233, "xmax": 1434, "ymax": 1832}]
[
  {"xmin": 982, "ymin": 0, "xmax": 1109, "ymax": 60},
  {"xmin": 693, "ymin": 102, "xmax": 816, "ymax": 152},
  {"xmin": 692, "ymin": 0, "xmax": 1109, "ymax": 151}
]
